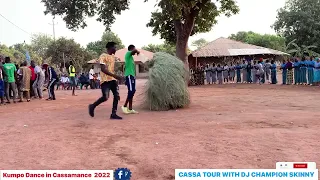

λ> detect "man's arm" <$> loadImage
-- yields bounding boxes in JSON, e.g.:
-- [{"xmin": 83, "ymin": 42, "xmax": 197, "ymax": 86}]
[
  {"xmin": 0, "ymin": 66, "xmax": 6, "ymax": 78},
  {"xmin": 100, "ymin": 64, "xmax": 122, "ymax": 80},
  {"xmin": 130, "ymin": 49, "xmax": 140, "ymax": 56}
]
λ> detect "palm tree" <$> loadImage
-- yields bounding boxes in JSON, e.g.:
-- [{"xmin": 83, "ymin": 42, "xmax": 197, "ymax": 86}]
[{"xmin": 286, "ymin": 39, "xmax": 320, "ymax": 57}]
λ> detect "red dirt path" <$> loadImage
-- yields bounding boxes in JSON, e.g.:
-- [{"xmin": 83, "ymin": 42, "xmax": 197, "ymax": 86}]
[{"xmin": 0, "ymin": 80, "xmax": 319, "ymax": 179}]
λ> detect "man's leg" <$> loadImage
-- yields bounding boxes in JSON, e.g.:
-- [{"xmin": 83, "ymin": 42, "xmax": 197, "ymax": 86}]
[
  {"xmin": 37, "ymin": 77, "xmax": 44, "ymax": 98},
  {"xmin": 33, "ymin": 79, "xmax": 39, "ymax": 98},
  {"xmin": 124, "ymin": 75, "xmax": 137, "ymax": 114},
  {"xmin": 30, "ymin": 80, "xmax": 35, "ymax": 98},
  {"xmin": 51, "ymin": 80, "xmax": 56, "ymax": 100},
  {"xmin": 0, "ymin": 80, "xmax": 4, "ymax": 104},
  {"xmin": 109, "ymin": 81, "xmax": 122, "ymax": 119},
  {"xmin": 72, "ymin": 77, "xmax": 76, "ymax": 96},
  {"xmin": 88, "ymin": 82, "xmax": 110, "ymax": 117},
  {"xmin": 10, "ymin": 83, "xmax": 17, "ymax": 102},
  {"xmin": 5, "ymin": 82, "xmax": 10, "ymax": 102}
]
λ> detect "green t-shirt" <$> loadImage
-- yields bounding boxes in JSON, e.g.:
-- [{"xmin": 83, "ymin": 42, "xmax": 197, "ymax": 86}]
[
  {"xmin": 3, "ymin": 63, "xmax": 16, "ymax": 83},
  {"xmin": 124, "ymin": 51, "xmax": 135, "ymax": 76}
]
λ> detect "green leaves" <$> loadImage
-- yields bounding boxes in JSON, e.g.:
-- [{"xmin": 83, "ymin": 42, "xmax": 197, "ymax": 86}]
[
  {"xmin": 142, "ymin": 43, "xmax": 176, "ymax": 55},
  {"xmin": 147, "ymin": 0, "xmax": 239, "ymax": 44},
  {"xmin": 86, "ymin": 31, "xmax": 125, "ymax": 56},
  {"xmin": 191, "ymin": 38, "xmax": 208, "ymax": 49},
  {"xmin": 45, "ymin": 37, "xmax": 94, "ymax": 72},
  {"xmin": 41, "ymin": 0, "xmax": 129, "ymax": 31},
  {"xmin": 229, "ymin": 31, "xmax": 286, "ymax": 51},
  {"xmin": 273, "ymin": 0, "xmax": 320, "ymax": 54},
  {"xmin": 41, "ymin": 0, "xmax": 239, "ymax": 61}
]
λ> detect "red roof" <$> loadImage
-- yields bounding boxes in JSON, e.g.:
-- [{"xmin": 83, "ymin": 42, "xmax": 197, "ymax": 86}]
[{"xmin": 115, "ymin": 48, "xmax": 154, "ymax": 62}]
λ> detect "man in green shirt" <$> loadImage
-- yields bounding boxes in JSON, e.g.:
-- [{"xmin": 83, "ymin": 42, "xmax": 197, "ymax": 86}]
[
  {"xmin": 122, "ymin": 45, "xmax": 140, "ymax": 114},
  {"xmin": 3, "ymin": 57, "xmax": 17, "ymax": 103}
]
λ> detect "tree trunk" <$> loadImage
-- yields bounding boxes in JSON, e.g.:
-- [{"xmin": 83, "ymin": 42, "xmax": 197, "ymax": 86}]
[{"xmin": 175, "ymin": 33, "xmax": 190, "ymax": 83}]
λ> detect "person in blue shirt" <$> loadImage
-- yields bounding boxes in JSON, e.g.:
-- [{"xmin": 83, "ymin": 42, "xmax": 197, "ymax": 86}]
[
  {"xmin": 242, "ymin": 60, "xmax": 247, "ymax": 83},
  {"xmin": 307, "ymin": 57, "xmax": 315, "ymax": 85},
  {"xmin": 43, "ymin": 64, "xmax": 57, "ymax": 100},
  {"xmin": 293, "ymin": 58, "xmax": 300, "ymax": 85},
  {"xmin": 314, "ymin": 58, "xmax": 320, "ymax": 86},
  {"xmin": 280, "ymin": 60, "xmax": 287, "ymax": 85},
  {"xmin": 270, "ymin": 60, "xmax": 277, "ymax": 84},
  {"xmin": 235, "ymin": 62, "xmax": 242, "ymax": 83},
  {"xmin": 300, "ymin": 57, "xmax": 308, "ymax": 84},
  {"xmin": 259, "ymin": 58, "xmax": 265, "ymax": 84},
  {"xmin": 211, "ymin": 63, "xmax": 217, "ymax": 84},
  {"xmin": 246, "ymin": 61, "xmax": 253, "ymax": 83}
]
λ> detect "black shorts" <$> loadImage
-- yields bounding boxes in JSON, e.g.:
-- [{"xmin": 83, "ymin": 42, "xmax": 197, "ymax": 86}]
[
  {"xmin": 125, "ymin": 75, "xmax": 136, "ymax": 98},
  {"xmin": 69, "ymin": 77, "xmax": 76, "ymax": 86},
  {"xmin": 101, "ymin": 80, "xmax": 119, "ymax": 99}
]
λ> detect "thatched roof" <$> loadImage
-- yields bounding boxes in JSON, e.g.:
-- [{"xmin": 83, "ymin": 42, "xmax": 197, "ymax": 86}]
[{"xmin": 191, "ymin": 37, "xmax": 289, "ymax": 57}]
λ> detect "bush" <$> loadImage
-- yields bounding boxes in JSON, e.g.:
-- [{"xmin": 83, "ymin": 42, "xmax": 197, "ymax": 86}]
[{"xmin": 143, "ymin": 52, "xmax": 190, "ymax": 111}]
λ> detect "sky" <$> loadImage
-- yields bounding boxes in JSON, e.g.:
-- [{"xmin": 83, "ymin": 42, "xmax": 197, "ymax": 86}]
[{"xmin": 0, "ymin": 0, "xmax": 286, "ymax": 50}]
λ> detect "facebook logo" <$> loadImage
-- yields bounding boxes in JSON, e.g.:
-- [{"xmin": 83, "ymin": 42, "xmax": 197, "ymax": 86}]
[{"xmin": 115, "ymin": 168, "xmax": 131, "ymax": 180}]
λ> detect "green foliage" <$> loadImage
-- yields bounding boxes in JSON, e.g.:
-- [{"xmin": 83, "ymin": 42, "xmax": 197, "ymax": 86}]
[
  {"xmin": 45, "ymin": 37, "xmax": 94, "ymax": 72},
  {"xmin": 192, "ymin": 38, "xmax": 208, "ymax": 49},
  {"xmin": 41, "ymin": 0, "xmax": 239, "ymax": 61},
  {"xmin": 41, "ymin": 0, "xmax": 129, "ymax": 31},
  {"xmin": 86, "ymin": 31, "xmax": 124, "ymax": 56},
  {"xmin": 30, "ymin": 33, "xmax": 53, "ymax": 61},
  {"xmin": 142, "ymin": 43, "xmax": 176, "ymax": 55},
  {"xmin": 286, "ymin": 39, "xmax": 320, "ymax": 57},
  {"xmin": 0, "ymin": 44, "xmax": 24, "ymax": 63},
  {"xmin": 273, "ymin": 0, "xmax": 320, "ymax": 53},
  {"xmin": 147, "ymin": 0, "xmax": 239, "ymax": 44},
  {"xmin": 228, "ymin": 31, "xmax": 286, "ymax": 51},
  {"xmin": 0, "ymin": 43, "xmax": 42, "ymax": 65},
  {"xmin": 144, "ymin": 52, "xmax": 190, "ymax": 111}
]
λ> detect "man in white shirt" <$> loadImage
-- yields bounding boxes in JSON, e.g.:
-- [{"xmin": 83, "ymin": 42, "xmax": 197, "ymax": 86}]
[
  {"xmin": 89, "ymin": 66, "xmax": 95, "ymax": 89},
  {"xmin": 256, "ymin": 61, "xmax": 265, "ymax": 85},
  {"xmin": 31, "ymin": 61, "xmax": 45, "ymax": 99}
]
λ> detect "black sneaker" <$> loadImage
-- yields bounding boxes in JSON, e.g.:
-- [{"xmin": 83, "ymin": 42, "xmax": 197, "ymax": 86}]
[
  {"xmin": 110, "ymin": 114, "xmax": 123, "ymax": 120},
  {"xmin": 88, "ymin": 104, "xmax": 95, "ymax": 117}
]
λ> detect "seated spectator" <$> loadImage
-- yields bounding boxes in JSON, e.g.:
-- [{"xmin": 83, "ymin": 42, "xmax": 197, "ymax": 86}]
[{"xmin": 79, "ymin": 73, "xmax": 89, "ymax": 90}]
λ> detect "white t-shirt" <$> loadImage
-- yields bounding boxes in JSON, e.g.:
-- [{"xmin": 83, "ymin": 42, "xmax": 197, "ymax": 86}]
[
  {"xmin": 89, "ymin": 69, "xmax": 94, "ymax": 80},
  {"xmin": 61, "ymin": 77, "xmax": 69, "ymax": 83},
  {"xmin": 257, "ymin": 63, "xmax": 264, "ymax": 75},
  {"xmin": 34, "ymin": 66, "xmax": 45, "ymax": 77}
]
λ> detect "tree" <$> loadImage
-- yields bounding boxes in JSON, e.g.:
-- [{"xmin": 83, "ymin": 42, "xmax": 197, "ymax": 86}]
[
  {"xmin": 41, "ymin": 0, "xmax": 239, "ymax": 63},
  {"xmin": 192, "ymin": 38, "xmax": 208, "ymax": 49},
  {"xmin": 142, "ymin": 43, "xmax": 176, "ymax": 55},
  {"xmin": 228, "ymin": 31, "xmax": 286, "ymax": 51},
  {"xmin": 45, "ymin": 37, "xmax": 93, "ymax": 72},
  {"xmin": 11, "ymin": 43, "xmax": 42, "ymax": 65},
  {"xmin": 286, "ymin": 39, "xmax": 320, "ymax": 57},
  {"xmin": 30, "ymin": 33, "xmax": 53, "ymax": 61},
  {"xmin": 0, "ymin": 44, "xmax": 24, "ymax": 62},
  {"xmin": 273, "ymin": 0, "xmax": 320, "ymax": 53},
  {"xmin": 86, "ymin": 31, "xmax": 124, "ymax": 56}
]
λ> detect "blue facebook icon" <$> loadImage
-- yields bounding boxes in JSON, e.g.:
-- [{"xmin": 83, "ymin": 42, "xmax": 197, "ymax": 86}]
[{"xmin": 114, "ymin": 168, "xmax": 131, "ymax": 180}]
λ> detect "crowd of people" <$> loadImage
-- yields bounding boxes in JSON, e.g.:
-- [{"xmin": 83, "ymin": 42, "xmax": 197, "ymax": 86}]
[
  {"xmin": 0, "ymin": 55, "xmax": 62, "ymax": 105},
  {"xmin": 193, "ymin": 57, "xmax": 320, "ymax": 86},
  {"xmin": 1, "ymin": 42, "xmax": 140, "ymax": 121}
]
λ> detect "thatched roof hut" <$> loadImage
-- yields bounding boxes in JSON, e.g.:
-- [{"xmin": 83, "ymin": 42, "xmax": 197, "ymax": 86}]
[{"xmin": 188, "ymin": 37, "xmax": 288, "ymax": 68}]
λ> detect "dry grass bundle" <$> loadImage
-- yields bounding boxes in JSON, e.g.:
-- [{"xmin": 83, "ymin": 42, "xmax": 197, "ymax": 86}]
[{"xmin": 143, "ymin": 52, "xmax": 190, "ymax": 111}]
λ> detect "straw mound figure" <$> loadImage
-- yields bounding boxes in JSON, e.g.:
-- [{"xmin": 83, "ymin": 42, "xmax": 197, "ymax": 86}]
[{"xmin": 144, "ymin": 52, "xmax": 190, "ymax": 111}]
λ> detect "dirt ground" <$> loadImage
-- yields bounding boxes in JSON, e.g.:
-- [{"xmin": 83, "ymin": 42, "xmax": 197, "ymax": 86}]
[{"xmin": 0, "ymin": 79, "xmax": 319, "ymax": 180}]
